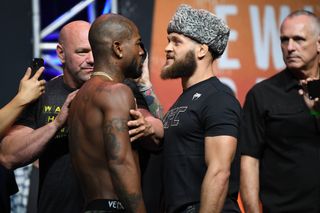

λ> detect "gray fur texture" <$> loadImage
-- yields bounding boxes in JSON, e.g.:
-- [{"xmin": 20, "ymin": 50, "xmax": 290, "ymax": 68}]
[{"xmin": 167, "ymin": 4, "xmax": 230, "ymax": 58}]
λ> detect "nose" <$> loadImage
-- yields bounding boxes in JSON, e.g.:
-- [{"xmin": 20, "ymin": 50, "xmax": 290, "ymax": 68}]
[
  {"xmin": 87, "ymin": 51, "xmax": 94, "ymax": 65},
  {"xmin": 165, "ymin": 42, "xmax": 173, "ymax": 53},
  {"xmin": 287, "ymin": 39, "xmax": 295, "ymax": 52}
]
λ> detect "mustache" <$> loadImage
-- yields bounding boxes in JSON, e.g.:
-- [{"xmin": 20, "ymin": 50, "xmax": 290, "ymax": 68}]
[
  {"xmin": 166, "ymin": 54, "xmax": 174, "ymax": 59},
  {"xmin": 286, "ymin": 54, "xmax": 300, "ymax": 58}
]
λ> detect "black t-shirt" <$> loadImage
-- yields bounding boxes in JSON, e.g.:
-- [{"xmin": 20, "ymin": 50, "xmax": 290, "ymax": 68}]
[
  {"xmin": 0, "ymin": 165, "xmax": 18, "ymax": 213},
  {"xmin": 16, "ymin": 76, "xmax": 148, "ymax": 213},
  {"xmin": 240, "ymin": 69, "xmax": 320, "ymax": 212},
  {"xmin": 17, "ymin": 76, "xmax": 82, "ymax": 213},
  {"xmin": 163, "ymin": 77, "xmax": 241, "ymax": 212}
]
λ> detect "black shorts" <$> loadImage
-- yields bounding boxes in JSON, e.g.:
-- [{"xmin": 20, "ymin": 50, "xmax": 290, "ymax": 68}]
[{"xmin": 84, "ymin": 199, "xmax": 125, "ymax": 213}]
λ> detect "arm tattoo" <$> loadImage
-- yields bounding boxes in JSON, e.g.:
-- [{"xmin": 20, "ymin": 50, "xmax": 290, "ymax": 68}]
[
  {"xmin": 104, "ymin": 118, "xmax": 143, "ymax": 212},
  {"xmin": 138, "ymin": 85, "xmax": 164, "ymax": 120},
  {"xmin": 103, "ymin": 118, "xmax": 128, "ymax": 160}
]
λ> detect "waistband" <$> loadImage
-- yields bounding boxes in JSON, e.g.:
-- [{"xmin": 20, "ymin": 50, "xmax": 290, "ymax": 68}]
[{"xmin": 85, "ymin": 199, "xmax": 125, "ymax": 212}]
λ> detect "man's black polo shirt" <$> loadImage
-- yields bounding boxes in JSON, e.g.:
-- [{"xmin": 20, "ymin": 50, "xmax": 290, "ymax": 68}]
[{"xmin": 240, "ymin": 69, "xmax": 320, "ymax": 212}]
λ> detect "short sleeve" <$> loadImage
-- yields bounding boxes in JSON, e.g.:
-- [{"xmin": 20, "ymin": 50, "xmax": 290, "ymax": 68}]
[
  {"xmin": 14, "ymin": 101, "xmax": 37, "ymax": 129},
  {"xmin": 239, "ymin": 89, "xmax": 266, "ymax": 159},
  {"xmin": 202, "ymin": 92, "xmax": 241, "ymax": 138}
]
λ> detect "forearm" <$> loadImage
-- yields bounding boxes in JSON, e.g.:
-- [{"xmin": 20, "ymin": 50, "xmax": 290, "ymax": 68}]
[
  {"xmin": 200, "ymin": 169, "xmax": 230, "ymax": 213},
  {"xmin": 240, "ymin": 156, "xmax": 260, "ymax": 213},
  {"xmin": 0, "ymin": 95, "xmax": 27, "ymax": 139},
  {"xmin": 138, "ymin": 84, "xmax": 163, "ymax": 120},
  {"xmin": 0, "ymin": 122, "xmax": 59, "ymax": 169},
  {"xmin": 109, "ymin": 158, "xmax": 146, "ymax": 212}
]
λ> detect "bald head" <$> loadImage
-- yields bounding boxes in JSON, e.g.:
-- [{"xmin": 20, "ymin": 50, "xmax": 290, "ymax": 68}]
[
  {"xmin": 281, "ymin": 10, "xmax": 320, "ymax": 36},
  {"xmin": 59, "ymin": 20, "xmax": 91, "ymax": 45},
  {"xmin": 56, "ymin": 20, "xmax": 93, "ymax": 88},
  {"xmin": 89, "ymin": 14, "xmax": 138, "ymax": 63}
]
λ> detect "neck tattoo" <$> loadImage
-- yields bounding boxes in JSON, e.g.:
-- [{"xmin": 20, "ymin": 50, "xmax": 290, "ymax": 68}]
[{"xmin": 91, "ymin": 71, "xmax": 114, "ymax": 81}]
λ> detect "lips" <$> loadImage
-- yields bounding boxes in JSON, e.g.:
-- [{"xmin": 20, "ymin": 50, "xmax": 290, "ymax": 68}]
[
  {"xmin": 166, "ymin": 55, "xmax": 174, "ymax": 60},
  {"xmin": 286, "ymin": 55, "xmax": 301, "ymax": 62},
  {"xmin": 286, "ymin": 54, "xmax": 299, "ymax": 59},
  {"xmin": 83, "ymin": 68, "xmax": 94, "ymax": 75}
]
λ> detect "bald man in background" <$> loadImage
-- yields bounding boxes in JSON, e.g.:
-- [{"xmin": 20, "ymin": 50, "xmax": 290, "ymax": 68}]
[{"xmin": 1, "ymin": 21, "xmax": 92, "ymax": 212}]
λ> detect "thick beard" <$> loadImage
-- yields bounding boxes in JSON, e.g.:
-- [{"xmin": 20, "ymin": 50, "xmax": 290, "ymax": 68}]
[{"xmin": 161, "ymin": 50, "xmax": 197, "ymax": 80}]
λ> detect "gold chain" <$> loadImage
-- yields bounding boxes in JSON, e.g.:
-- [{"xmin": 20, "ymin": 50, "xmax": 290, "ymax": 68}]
[{"xmin": 91, "ymin": 71, "xmax": 113, "ymax": 81}]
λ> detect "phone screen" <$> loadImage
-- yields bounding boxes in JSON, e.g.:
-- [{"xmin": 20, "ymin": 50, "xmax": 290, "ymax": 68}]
[{"xmin": 307, "ymin": 79, "xmax": 320, "ymax": 100}]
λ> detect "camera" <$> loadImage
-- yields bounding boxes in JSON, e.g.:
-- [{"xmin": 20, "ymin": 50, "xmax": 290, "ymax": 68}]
[
  {"xmin": 307, "ymin": 79, "xmax": 320, "ymax": 100},
  {"xmin": 30, "ymin": 58, "xmax": 44, "ymax": 79}
]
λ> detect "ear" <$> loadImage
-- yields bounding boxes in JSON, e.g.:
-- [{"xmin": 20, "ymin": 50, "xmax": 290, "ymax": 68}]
[
  {"xmin": 197, "ymin": 44, "xmax": 209, "ymax": 59},
  {"xmin": 56, "ymin": 43, "xmax": 66, "ymax": 64},
  {"xmin": 112, "ymin": 41, "xmax": 123, "ymax": 58}
]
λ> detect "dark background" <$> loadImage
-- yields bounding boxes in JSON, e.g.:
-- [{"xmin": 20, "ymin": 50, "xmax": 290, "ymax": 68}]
[
  {"xmin": 0, "ymin": 0, "xmax": 33, "ymax": 107},
  {"xmin": 0, "ymin": 0, "xmax": 154, "ymax": 107}
]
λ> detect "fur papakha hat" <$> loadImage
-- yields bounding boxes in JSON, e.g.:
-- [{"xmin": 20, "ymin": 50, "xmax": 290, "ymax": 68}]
[{"xmin": 167, "ymin": 4, "xmax": 230, "ymax": 58}]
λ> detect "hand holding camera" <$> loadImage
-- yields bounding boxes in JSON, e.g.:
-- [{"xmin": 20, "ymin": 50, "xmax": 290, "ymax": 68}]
[{"xmin": 299, "ymin": 78, "xmax": 320, "ymax": 116}]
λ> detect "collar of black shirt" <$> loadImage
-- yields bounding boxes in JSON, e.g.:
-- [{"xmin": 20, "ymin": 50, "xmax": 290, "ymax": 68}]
[{"xmin": 283, "ymin": 69, "xmax": 301, "ymax": 92}]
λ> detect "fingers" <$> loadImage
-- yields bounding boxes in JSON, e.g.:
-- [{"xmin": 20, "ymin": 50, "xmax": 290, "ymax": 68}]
[
  {"xmin": 128, "ymin": 117, "xmax": 144, "ymax": 128},
  {"xmin": 36, "ymin": 79, "xmax": 46, "ymax": 95},
  {"xmin": 39, "ymin": 79, "xmax": 46, "ymax": 86},
  {"xmin": 130, "ymin": 132, "xmax": 144, "ymax": 142},
  {"xmin": 40, "ymin": 84, "xmax": 46, "ymax": 94},
  {"xmin": 129, "ymin": 125, "xmax": 146, "ymax": 136},
  {"xmin": 63, "ymin": 90, "xmax": 79, "ymax": 107},
  {"xmin": 68, "ymin": 90, "xmax": 79, "ymax": 100},
  {"xmin": 128, "ymin": 110, "xmax": 147, "ymax": 137},
  {"xmin": 127, "ymin": 119, "xmax": 144, "ymax": 129},
  {"xmin": 22, "ymin": 68, "xmax": 32, "ymax": 80},
  {"xmin": 35, "ymin": 78, "xmax": 46, "ymax": 95},
  {"xmin": 129, "ymin": 109, "xmax": 142, "ymax": 120},
  {"xmin": 68, "ymin": 89, "xmax": 79, "ymax": 98},
  {"xmin": 32, "ymin": 67, "xmax": 45, "ymax": 80}
]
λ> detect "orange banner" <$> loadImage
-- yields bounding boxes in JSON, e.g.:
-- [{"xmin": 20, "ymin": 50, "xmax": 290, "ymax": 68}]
[{"xmin": 150, "ymin": 0, "xmax": 320, "ymax": 111}]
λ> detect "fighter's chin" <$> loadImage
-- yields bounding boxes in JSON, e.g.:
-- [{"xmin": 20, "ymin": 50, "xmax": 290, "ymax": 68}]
[
  {"xmin": 134, "ymin": 70, "xmax": 143, "ymax": 79},
  {"xmin": 162, "ymin": 63, "xmax": 173, "ymax": 72},
  {"xmin": 160, "ymin": 68, "xmax": 174, "ymax": 80},
  {"xmin": 127, "ymin": 68, "xmax": 142, "ymax": 79},
  {"xmin": 164, "ymin": 59, "xmax": 174, "ymax": 67},
  {"xmin": 285, "ymin": 61, "xmax": 303, "ymax": 71}
]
